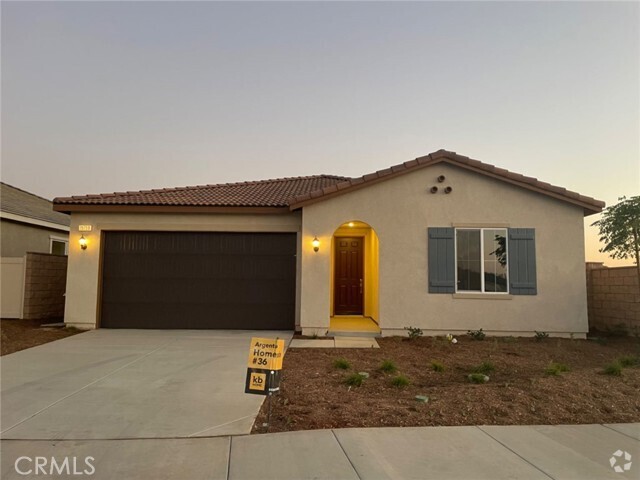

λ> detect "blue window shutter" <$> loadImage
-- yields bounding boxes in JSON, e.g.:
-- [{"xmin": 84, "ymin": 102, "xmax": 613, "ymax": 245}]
[
  {"xmin": 508, "ymin": 228, "xmax": 537, "ymax": 295},
  {"xmin": 428, "ymin": 227, "xmax": 455, "ymax": 293}
]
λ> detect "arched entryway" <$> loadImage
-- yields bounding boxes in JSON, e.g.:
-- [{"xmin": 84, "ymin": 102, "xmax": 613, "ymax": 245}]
[{"xmin": 329, "ymin": 221, "xmax": 380, "ymax": 335}]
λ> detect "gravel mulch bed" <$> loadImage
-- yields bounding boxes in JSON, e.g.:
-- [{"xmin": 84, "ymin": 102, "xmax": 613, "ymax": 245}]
[{"xmin": 253, "ymin": 335, "xmax": 640, "ymax": 433}]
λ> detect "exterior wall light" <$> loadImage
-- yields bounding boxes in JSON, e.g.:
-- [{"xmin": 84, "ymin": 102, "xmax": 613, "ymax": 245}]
[
  {"xmin": 79, "ymin": 235, "xmax": 88, "ymax": 250},
  {"xmin": 348, "ymin": 222, "xmax": 355, "ymax": 227},
  {"xmin": 312, "ymin": 237, "xmax": 320, "ymax": 252}
]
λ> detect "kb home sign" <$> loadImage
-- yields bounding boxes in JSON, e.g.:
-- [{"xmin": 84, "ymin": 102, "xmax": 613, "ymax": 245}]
[{"xmin": 244, "ymin": 337, "xmax": 284, "ymax": 396}]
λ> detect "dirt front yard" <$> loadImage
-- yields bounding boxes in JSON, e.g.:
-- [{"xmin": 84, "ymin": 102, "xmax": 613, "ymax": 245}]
[
  {"xmin": 1, "ymin": 319, "xmax": 82, "ymax": 356},
  {"xmin": 253, "ymin": 335, "xmax": 640, "ymax": 433}
]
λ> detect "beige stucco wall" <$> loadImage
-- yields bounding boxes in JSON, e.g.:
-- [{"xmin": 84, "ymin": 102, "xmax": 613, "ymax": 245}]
[
  {"xmin": 64, "ymin": 212, "xmax": 302, "ymax": 329},
  {"xmin": 1, "ymin": 219, "xmax": 68, "ymax": 257},
  {"xmin": 300, "ymin": 163, "xmax": 589, "ymax": 338}
]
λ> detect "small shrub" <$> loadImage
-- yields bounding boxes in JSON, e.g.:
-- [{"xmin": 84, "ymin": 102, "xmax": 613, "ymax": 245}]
[
  {"xmin": 64, "ymin": 327, "xmax": 83, "ymax": 333},
  {"xmin": 404, "ymin": 326, "xmax": 423, "ymax": 340},
  {"xmin": 467, "ymin": 328, "xmax": 486, "ymax": 341},
  {"xmin": 545, "ymin": 362, "xmax": 569, "ymax": 376},
  {"xmin": 603, "ymin": 362, "xmax": 623, "ymax": 376},
  {"xmin": 311, "ymin": 332, "xmax": 319, "ymax": 339},
  {"xmin": 618, "ymin": 355, "xmax": 638, "ymax": 367},
  {"xmin": 344, "ymin": 373, "xmax": 366, "ymax": 387},
  {"xmin": 431, "ymin": 360, "xmax": 445, "ymax": 372},
  {"xmin": 390, "ymin": 375, "xmax": 411, "ymax": 387},
  {"xmin": 468, "ymin": 373, "xmax": 489, "ymax": 384},
  {"xmin": 473, "ymin": 361, "xmax": 495, "ymax": 374},
  {"xmin": 333, "ymin": 358, "xmax": 351, "ymax": 370},
  {"xmin": 534, "ymin": 331, "xmax": 549, "ymax": 341},
  {"xmin": 380, "ymin": 360, "xmax": 398, "ymax": 374},
  {"xmin": 591, "ymin": 336, "xmax": 608, "ymax": 346},
  {"xmin": 609, "ymin": 323, "xmax": 628, "ymax": 337}
]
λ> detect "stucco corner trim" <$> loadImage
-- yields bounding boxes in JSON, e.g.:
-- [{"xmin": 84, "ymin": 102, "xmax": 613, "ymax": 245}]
[{"xmin": 452, "ymin": 293, "xmax": 513, "ymax": 300}]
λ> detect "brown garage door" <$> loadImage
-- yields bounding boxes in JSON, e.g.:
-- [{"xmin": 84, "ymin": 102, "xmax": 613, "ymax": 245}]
[{"xmin": 100, "ymin": 231, "xmax": 296, "ymax": 330}]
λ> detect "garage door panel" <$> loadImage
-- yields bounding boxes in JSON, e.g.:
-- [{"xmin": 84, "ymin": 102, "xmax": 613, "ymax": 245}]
[
  {"xmin": 104, "ymin": 253, "xmax": 293, "ymax": 280},
  {"xmin": 101, "ymin": 232, "xmax": 296, "ymax": 329},
  {"xmin": 103, "ymin": 277, "xmax": 296, "ymax": 305},
  {"xmin": 101, "ymin": 302, "xmax": 295, "ymax": 330}
]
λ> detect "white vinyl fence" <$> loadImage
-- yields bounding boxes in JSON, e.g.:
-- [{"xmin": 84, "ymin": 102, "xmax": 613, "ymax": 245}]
[{"xmin": 1, "ymin": 257, "xmax": 25, "ymax": 318}]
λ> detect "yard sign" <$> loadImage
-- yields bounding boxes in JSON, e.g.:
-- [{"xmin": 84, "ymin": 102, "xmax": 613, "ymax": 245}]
[{"xmin": 244, "ymin": 337, "xmax": 284, "ymax": 396}]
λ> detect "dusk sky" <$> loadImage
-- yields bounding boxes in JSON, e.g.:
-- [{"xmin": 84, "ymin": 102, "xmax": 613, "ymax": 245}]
[{"xmin": 2, "ymin": 1, "xmax": 638, "ymax": 265}]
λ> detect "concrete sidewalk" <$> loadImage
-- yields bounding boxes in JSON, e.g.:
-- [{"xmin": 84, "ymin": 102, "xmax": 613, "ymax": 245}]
[{"xmin": 1, "ymin": 423, "xmax": 638, "ymax": 479}]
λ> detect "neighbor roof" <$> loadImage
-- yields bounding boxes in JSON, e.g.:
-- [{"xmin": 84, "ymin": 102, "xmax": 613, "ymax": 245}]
[
  {"xmin": 1, "ymin": 182, "xmax": 70, "ymax": 227},
  {"xmin": 53, "ymin": 150, "xmax": 605, "ymax": 215}
]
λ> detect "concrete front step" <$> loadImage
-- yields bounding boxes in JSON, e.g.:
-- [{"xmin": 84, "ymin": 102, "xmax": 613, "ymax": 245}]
[
  {"xmin": 290, "ymin": 337, "xmax": 380, "ymax": 349},
  {"xmin": 327, "ymin": 330, "xmax": 381, "ymax": 338}
]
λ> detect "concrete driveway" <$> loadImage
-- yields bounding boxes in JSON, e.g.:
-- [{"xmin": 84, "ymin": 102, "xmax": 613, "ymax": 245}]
[{"xmin": 0, "ymin": 329, "xmax": 292, "ymax": 440}]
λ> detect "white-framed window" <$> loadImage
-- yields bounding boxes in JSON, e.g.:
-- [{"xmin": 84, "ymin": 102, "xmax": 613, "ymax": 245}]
[
  {"xmin": 455, "ymin": 228, "xmax": 508, "ymax": 293},
  {"xmin": 50, "ymin": 236, "xmax": 69, "ymax": 256}
]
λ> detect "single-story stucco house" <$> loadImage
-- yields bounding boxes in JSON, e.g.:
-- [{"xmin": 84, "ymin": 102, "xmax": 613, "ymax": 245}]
[
  {"xmin": 53, "ymin": 150, "xmax": 604, "ymax": 338},
  {"xmin": 1, "ymin": 182, "xmax": 70, "ymax": 319}
]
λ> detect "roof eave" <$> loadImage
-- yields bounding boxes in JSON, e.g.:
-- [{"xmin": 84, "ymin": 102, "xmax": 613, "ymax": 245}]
[
  {"xmin": 52, "ymin": 204, "xmax": 292, "ymax": 215},
  {"xmin": 0, "ymin": 211, "xmax": 71, "ymax": 231}
]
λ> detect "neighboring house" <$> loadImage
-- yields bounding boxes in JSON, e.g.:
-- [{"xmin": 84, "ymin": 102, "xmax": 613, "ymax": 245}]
[
  {"xmin": 53, "ymin": 150, "xmax": 604, "ymax": 337},
  {"xmin": 1, "ymin": 182, "xmax": 70, "ymax": 256},
  {"xmin": 1, "ymin": 183, "xmax": 71, "ymax": 319}
]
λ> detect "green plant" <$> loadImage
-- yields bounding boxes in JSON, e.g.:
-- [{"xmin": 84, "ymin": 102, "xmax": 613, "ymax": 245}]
[
  {"xmin": 333, "ymin": 358, "xmax": 351, "ymax": 370},
  {"xmin": 603, "ymin": 362, "xmax": 623, "ymax": 376},
  {"xmin": 63, "ymin": 327, "xmax": 83, "ymax": 333},
  {"xmin": 544, "ymin": 362, "xmax": 570, "ymax": 376},
  {"xmin": 467, "ymin": 328, "xmax": 486, "ymax": 341},
  {"xmin": 591, "ymin": 196, "xmax": 640, "ymax": 291},
  {"xmin": 390, "ymin": 374, "xmax": 410, "ymax": 387},
  {"xmin": 468, "ymin": 373, "xmax": 489, "ymax": 384},
  {"xmin": 609, "ymin": 323, "xmax": 629, "ymax": 337},
  {"xmin": 404, "ymin": 326, "xmax": 423, "ymax": 340},
  {"xmin": 311, "ymin": 332, "xmax": 319, "ymax": 339},
  {"xmin": 380, "ymin": 360, "xmax": 398, "ymax": 374},
  {"xmin": 472, "ymin": 361, "xmax": 495, "ymax": 374},
  {"xmin": 618, "ymin": 355, "xmax": 639, "ymax": 367},
  {"xmin": 431, "ymin": 360, "xmax": 445, "ymax": 372},
  {"xmin": 591, "ymin": 336, "xmax": 608, "ymax": 346},
  {"xmin": 344, "ymin": 373, "xmax": 366, "ymax": 387},
  {"xmin": 500, "ymin": 336, "xmax": 517, "ymax": 343},
  {"xmin": 534, "ymin": 331, "xmax": 549, "ymax": 341}
]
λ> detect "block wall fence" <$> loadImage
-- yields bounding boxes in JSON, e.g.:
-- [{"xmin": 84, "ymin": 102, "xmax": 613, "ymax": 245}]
[
  {"xmin": 23, "ymin": 252, "xmax": 68, "ymax": 320},
  {"xmin": 586, "ymin": 262, "xmax": 640, "ymax": 335}
]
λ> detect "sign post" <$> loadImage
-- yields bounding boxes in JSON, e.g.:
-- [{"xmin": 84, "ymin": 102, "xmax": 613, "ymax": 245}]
[{"xmin": 245, "ymin": 337, "xmax": 285, "ymax": 431}]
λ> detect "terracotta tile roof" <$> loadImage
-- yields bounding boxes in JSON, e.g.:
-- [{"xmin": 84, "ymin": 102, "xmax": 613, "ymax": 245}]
[
  {"xmin": 290, "ymin": 150, "xmax": 605, "ymax": 215},
  {"xmin": 1, "ymin": 182, "xmax": 70, "ymax": 226},
  {"xmin": 52, "ymin": 150, "xmax": 605, "ymax": 215},
  {"xmin": 53, "ymin": 175, "xmax": 350, "ymax": 209}
]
